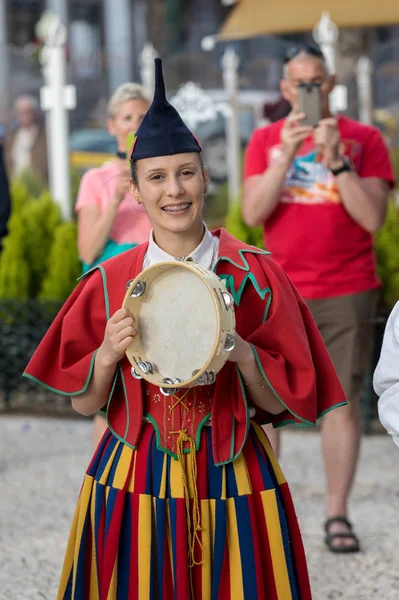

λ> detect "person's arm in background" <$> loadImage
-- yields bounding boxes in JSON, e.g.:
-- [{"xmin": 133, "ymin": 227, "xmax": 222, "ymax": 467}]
[
  {"xmin": 314, "ymin": 120, "xmax": 393, "ymax": 233},
  {"xmin": 0, "ymin": 144, "xmax": 11, "ymax": 248},
  {"xmin": 242, "ymin": 112, "xmax": 313, "ymax": 227},
  {"xmin": 373, "ymin": 302, "xmax": 399, "ymax": 448},
  {"xmin": 77, "ymin": 166, "xmax": 130, "ymax": 265}
]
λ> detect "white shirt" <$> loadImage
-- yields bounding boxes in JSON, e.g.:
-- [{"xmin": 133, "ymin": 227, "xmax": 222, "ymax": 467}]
[
  {"xmin": 373, "ymin": 301, "xmax": 399, "ymax": 448},
  {"xmin": 143, "ymin": 224, "xmax": 219, "ymax": 270}
]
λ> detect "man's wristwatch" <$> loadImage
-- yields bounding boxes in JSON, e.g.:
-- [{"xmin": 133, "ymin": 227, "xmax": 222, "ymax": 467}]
[{"xmin": 330, "ymin": 156, "xmax": 353, "ymax": 177}]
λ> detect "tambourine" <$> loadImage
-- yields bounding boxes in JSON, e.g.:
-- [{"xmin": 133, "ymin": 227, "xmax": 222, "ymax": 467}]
[{"xmin": 122, "ymin": 261, "xmax": 236, "ymax": 395}]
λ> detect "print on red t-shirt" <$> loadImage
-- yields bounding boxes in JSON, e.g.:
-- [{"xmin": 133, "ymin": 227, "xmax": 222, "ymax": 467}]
[{"xmin": 244, "ymin": 116, "xmax": 395, "ymax": 300}]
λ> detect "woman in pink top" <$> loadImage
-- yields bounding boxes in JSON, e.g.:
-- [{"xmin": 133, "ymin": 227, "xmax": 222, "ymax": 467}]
[
  {"xmin": 76, "ymin": 82, "xmax": 152, "ymax": 445},
  {"xmin": 76, "ymin": 82, "xmax": 152, "ymax": 272}
]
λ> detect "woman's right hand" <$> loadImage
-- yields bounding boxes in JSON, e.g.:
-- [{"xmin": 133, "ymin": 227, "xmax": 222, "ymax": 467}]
[{"xmin": 98, "ymin": 308, "xmax": 136, "ymax": 367}]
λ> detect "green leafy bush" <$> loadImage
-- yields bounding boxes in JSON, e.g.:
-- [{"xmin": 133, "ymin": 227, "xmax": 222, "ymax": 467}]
[
  {"xmin": 0, "ymin": 213, "xmax": 30, "ymax": 299},
  {"xmin": 204, "ymin": 183, "xmax": 229, "ymax": 227},
  {"xmin": 375, "ymin": 200, "xmax": 399, "ymax": 308},
  {"xmin": 0, "ymin": 179, "xmax": 80, "ymax": 301},
  {"xmin": 17, "ymin": 168, "xmax": 45, "ymax": 199},
  {"xmin": 19, "ymin": 192, "xmax": 61, "ymax": 297},
  {"xmin": 225, "ymin": 199, "xmax": 265, "ymax": 249},
  {"xmin": 9, "ymin": 179, "xmax": 31, "ymax": 214},
  {"xmin": 39, "ymin": 221, "xmax": 81, "ymax": 301}
]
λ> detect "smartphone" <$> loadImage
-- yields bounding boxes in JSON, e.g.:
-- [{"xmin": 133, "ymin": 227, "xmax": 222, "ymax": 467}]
[{"xmin": 298, "ymin": 83, "xmax": 321, "ymax": 127}]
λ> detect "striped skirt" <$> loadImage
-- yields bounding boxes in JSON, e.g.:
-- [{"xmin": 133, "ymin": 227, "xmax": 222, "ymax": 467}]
[{"xmin": 58, "ymin": 422, "xmax": 312, "ymax": 599}]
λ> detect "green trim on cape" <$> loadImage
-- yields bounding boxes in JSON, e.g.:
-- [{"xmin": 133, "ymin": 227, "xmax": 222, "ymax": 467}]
[
  {"xmin": 143, "ymin": 411, "xmax": 212, "ymax": 460},
  {"xmin": 215, "ymin": 248, "xmax": 271, "ymax": 307},
  {"xmin": 22, "ymin": 349, "xmax": 98, "ymax": 396},
  {"xmin": 78, "ymin": 265, "xmax": 110, "ymax": 320},
  {"xmin": 250, "ymin": 343, "xmax": 314, "ymax": 427}
]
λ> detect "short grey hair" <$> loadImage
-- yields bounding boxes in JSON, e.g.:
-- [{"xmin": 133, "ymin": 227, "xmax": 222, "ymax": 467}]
[
  {"xmin": 283, "ymin": 51, "xmax": 331, "ymax": 80},
  {"xmin": 107, "ymin": 83, "xmax": 151, "ymax": 118},
  {"xmin": 14, "ymin": 94, "xmax": 40, "ymax": 113}
]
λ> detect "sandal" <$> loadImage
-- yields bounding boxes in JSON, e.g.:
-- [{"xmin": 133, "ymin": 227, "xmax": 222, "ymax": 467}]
[{"xmin": 324, "ymin": 516, "xmax": 361, "ymax": 553}]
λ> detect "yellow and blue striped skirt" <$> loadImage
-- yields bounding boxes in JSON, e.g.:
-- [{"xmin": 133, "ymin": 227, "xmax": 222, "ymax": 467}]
[{"xmin": 58, "ymin": 422, "xmax": 312, "ymax": 599}]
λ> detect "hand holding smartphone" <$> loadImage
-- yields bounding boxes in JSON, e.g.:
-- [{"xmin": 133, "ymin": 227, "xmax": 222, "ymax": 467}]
[
  {"xmin": 280, "ymin": 111, "xmax": 313, "ymax": 163},
  {"xmin": 298, "ymin": 83, "xmax": 322, "ymax": 127}
]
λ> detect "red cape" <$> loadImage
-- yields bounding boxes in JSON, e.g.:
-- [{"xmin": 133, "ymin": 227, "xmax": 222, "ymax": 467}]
[{"xmin": 24, "ymin": 229, "xmax": 346, "ymax": 465}]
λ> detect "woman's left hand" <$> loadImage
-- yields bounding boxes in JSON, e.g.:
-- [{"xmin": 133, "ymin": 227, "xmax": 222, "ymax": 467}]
[{"xmin": 227, "ymin": 332, "xmax": 253, "ymax": 366}]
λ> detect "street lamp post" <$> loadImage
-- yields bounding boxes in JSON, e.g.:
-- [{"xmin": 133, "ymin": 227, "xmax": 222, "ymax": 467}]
[
  {"xmin": 39, "ymin": 15, "xmax": 76, "ymax": 221},
  {"xmin": 46, "ymin": 0, "xmax": 67, "ymax": 26},
  {"xmin": 140, "ymin": 43, "xmax": 159, "ymax": 96},
  {"xmin": 313, "ymin": 12, "xmax": 347, "ymax": 114},
  {"xmin": 221, "ymin": 47, "xmax": 241, "ymax": 205},
  {"xmin": 356, "ymin": 56, "xmax": 373, "ymax": 125},
  {"xmin": 313, "ymin": 11, "xmax": 339, "ymax": 74},
  {"xmin": 103, "ymin": 0, "xmax": 133, "ymax": 93}
]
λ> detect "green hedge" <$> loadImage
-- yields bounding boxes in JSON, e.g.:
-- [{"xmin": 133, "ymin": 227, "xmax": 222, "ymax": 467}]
[
  {"xmin": 375, "ymin": 199, "xmax": 399, "ymax": 308},
  {"xmin": 0, "ymin": 178, "xmax": 81, "ymax": 302}
]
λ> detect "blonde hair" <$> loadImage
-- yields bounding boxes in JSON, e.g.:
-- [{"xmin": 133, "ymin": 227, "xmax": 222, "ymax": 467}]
[{"xmin": 107, "ymin": 83, "xmax": 151, "ymax": 118}]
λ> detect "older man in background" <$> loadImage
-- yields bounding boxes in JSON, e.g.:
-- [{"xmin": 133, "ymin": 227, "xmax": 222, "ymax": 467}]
[
  {"xmin": 5, "ymin": 95, "xmax": 48, "ymax": 185},
  {"xmin": 243, "ymin": 43, "xmax": 394, "ymax": 553}
]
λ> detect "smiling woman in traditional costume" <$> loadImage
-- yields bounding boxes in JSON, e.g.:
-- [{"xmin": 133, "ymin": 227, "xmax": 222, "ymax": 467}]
[{"xmin": 24, "ymin": 59, "xmax": 346, "ymax": 600}]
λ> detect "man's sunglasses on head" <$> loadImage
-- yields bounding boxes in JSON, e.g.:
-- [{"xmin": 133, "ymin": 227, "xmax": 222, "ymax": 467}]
[{"xmin": 284, "ymin": 43, "xmax": 324, "ymax": 64}]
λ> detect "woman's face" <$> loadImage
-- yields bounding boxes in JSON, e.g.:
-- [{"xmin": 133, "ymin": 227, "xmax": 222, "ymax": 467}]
[
  {"xmin": 108, "ymin": 99, "xmax": 149, "ymax": 151},
  {"xmin": 130, "ymin": 153, "xmax": 208, "ymax": 238}
]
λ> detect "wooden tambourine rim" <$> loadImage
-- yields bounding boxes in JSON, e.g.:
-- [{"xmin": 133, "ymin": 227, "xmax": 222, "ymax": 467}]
[{"xmin": 122, "ymin": 261, "xmax": 232, "ymax": 388}]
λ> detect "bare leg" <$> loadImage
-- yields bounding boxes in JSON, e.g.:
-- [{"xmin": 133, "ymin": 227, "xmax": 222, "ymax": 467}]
[
  {"xmin": 92, "ymin": 413, "xmax": 108, "ymax": 451},
  {"xmin": 306, "ymin": 290, "xmax": 377, "ymax": 550},
  {"xmin": 262, "ymin": 424, "xmax": 281, "ymax": 459},
  {"xmin": 321, "ymin": 399, "xmax": 362, "ymax": 547}
]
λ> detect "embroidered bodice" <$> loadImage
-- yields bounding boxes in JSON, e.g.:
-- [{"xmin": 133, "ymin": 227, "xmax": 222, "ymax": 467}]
[{"xmin": 143, "ymin": 381, "xmax": 214, "ymax": 457}]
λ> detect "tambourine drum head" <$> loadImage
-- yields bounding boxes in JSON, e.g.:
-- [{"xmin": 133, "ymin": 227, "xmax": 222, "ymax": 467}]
[{"xmin": 138, "ymin": 267, "xmax": 217, "ymax": 381}]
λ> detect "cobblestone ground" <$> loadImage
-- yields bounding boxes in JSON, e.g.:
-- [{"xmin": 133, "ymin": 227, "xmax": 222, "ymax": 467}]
[{"xmin": 1, "ymin": 415, "xmax": 398, "ymax": 600}]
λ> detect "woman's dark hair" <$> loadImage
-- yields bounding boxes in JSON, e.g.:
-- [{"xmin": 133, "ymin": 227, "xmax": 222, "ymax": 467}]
[
  {"xmin": 130, "ymin": 153, "xmax": 205, "ymax": 187},
  {"xmin": 130, "ymin": 159, "xmax": 139, "ymax": 186}
]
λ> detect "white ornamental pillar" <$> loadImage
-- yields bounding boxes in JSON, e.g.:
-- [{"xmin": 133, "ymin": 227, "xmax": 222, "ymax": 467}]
[
  {"xmin": 313, "ymin": 12, "xmax": 348, "ymax": 114},
  {"xmin": 39, "ymin": 17, "xmax": 76, "ymax": 221},
  {"xmin": 140, "ymin": 43, "xmax": 159, "ymax": 96},
  {"xmin": 313, "ymin": 11, "xmax": 338, "ymax": 74},
  {"xmin": 46, "ymin": 0, "xmax": 68, "ymax": 27},
  {"xmin": 221, "ymin": 47, "xmax": 240, "ymax": 205},
  {"xmin": 104, "ymin": 0, "xmax": 132, "ymax": 93},
  {"xmin": 356, "ymin": 56, "xmax": 373, "ymax": 125}
]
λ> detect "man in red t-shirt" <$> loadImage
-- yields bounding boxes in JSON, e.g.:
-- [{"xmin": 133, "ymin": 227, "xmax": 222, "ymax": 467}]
[{"xmin": 243, "ymin": 44, "xmax": 394, "ymax": 553}]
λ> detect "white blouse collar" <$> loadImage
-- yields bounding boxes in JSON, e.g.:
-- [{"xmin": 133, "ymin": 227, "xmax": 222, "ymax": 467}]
[{"xmin": 143, "ymin": 223, "xmax": 219, "ymax": 270}]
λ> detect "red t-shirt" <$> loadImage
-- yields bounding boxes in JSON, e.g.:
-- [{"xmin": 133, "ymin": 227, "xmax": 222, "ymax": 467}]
[{"xmin": 244, "ymin": 116, "xmax": 395, "ymax": 299}]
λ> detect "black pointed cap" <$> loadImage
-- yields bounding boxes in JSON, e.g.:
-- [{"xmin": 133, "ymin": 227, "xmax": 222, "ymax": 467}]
[{"xmin": 130, "ymin": 58, "xmax": 202, "ymax": 161}]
